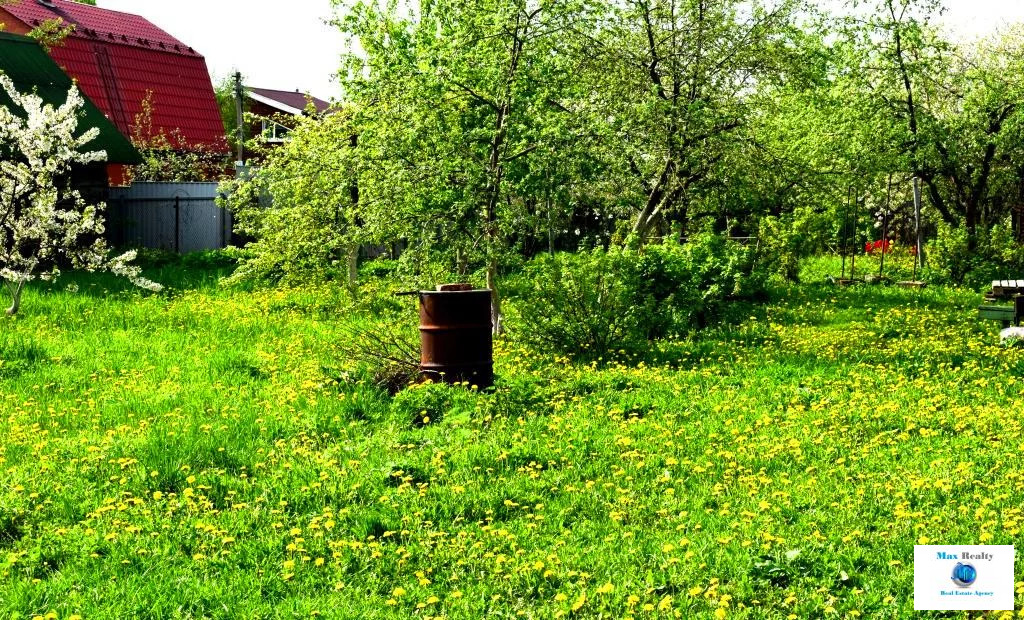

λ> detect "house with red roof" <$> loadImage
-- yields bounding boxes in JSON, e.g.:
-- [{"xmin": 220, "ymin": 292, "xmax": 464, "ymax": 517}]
[
  {"xmin": 244, "ymin": 86, "xmax": 330, "ymax": 143},
  {"xmin": 0, "ymin": 0, "xmax": 226, "ymax": 184}
]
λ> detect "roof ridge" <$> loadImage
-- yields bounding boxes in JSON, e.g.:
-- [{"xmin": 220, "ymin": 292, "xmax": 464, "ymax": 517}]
[
  {"xmin": 2, "ymin": 0, "xmax": 202, "ymax": 57},
  {"xmin": 34, "ymin": 0, "xmax": 166, "ymax": 28},
  {"xmin": 248, "ymin": 87, "xmax": 329, "ymax": 102}
]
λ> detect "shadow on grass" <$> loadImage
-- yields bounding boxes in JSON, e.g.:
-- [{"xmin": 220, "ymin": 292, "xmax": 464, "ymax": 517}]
[{"xmin": 26, "ymin": 264, "xmax": 236, "ymax": 302}]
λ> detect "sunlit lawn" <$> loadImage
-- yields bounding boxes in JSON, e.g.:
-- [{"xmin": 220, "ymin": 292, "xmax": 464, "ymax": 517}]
[{"xmin": 1, "ymin": 258, "xmax": 1022, "ymax": 618}]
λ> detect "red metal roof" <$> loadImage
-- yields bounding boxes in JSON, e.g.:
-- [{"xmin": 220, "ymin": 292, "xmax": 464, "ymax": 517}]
[
  {"xmin": 0, "ymin": 0, "xmax": 226, "ymax": 152},
  {"xmin": 248, "ymin": 87, "xmax": 331, "ymax": 115}
]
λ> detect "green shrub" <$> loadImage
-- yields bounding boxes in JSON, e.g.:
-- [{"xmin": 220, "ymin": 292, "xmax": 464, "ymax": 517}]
[
  {"xmin": 637, "ymin": 234, "xmax": 767, "ymax": 330},
  {"xmin": 513, "ymin": 247, "xmax": 646, "ymax": 360},
  {"xmin": 757, "ymin": 208, "xmax": 832, "ymax": 282},
  {"xmin": 132, "ymin": 247, "xmax": 179, "ymax": 268},
  {"xmin": 928, "ymin": 222, "xmax": 1024, "ymax": 289},
  {"xmin": 390, "ymin": 381, "xmax": 479, "ymax": 427},
  {"xmin": 360, "ymin": 259, "xmax": 399, "ymax": 279},
  {"xmin": 513, "ymin": 235, "xmax": 767, "ymax": 360}
]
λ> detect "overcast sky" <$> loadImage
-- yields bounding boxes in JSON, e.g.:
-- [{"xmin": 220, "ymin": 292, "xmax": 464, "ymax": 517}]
[
  {"xmin": 96, "ymin": 0, "xmax": 345, "ymax": 100},
  {"xmin": 93, "ymin": 0, "xmax": 1024, "ymax": 102}
]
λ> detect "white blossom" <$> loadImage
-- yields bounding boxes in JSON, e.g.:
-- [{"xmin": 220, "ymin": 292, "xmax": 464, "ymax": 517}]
[{"xmin": 0, "ymin": 71, "xmax": 161, "ymax": 315}]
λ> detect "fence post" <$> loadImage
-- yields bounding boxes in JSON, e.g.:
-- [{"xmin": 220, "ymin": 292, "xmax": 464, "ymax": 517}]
[{"xmin": 174, "ymin": 196, "xmax": 181, "ymax": 253}]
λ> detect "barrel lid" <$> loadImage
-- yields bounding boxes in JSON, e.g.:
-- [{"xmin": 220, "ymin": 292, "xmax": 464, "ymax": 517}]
[
  {"xmin": 419, "ymin": 286, "xmax": 491, "ymax": 295},
  {"xmin": 436, "ymin": 283, "xmax": 474, "ymax": 292}
]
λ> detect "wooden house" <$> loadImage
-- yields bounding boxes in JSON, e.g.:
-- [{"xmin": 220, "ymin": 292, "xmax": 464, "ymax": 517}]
[{"xmin": 0, "ymin": 0, "xmax": 227, "ymax": 184}]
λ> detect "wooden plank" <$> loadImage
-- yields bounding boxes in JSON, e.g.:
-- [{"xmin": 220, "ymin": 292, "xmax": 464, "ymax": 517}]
[
  {"xmin": 1003, "ymin": 280, "xmax": 1011, "ymax": 289},
  {"xmin": 979, "ymin": 306, "xmax": 1016, "ymax": 321}
]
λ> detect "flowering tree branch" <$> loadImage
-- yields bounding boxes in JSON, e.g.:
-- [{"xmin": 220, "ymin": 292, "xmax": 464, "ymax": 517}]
[{"xmin": 0, "ymin": 71, "xmax": 161, "ymax": 316}]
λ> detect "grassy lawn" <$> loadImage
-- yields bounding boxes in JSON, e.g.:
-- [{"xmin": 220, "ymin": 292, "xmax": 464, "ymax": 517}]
[{"xmin": 1, "ymin": 259, "xmax": 1022, "ymax": 618}]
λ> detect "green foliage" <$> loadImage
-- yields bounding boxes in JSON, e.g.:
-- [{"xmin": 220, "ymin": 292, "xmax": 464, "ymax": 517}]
[
  {"xmin": 25, "ymin": 18, "xmax": 74, "ymax": 51},
  {"xmin": 213, "ymin": 73, "xmax": 245, "ymax": 155},
  {"xmin": 181, "ymin": 250, "xmax": 238, "ymax": 271},
  {"xmin": 514, "ymin": 235, "xmax": 766, "ymax": 360},
  {"xmin": 758, "ymin": 209, "xmax": 836, "ymax": 282},
  {"xmin": 513, "ymin": 247, "xmax": 645, "ymax": 360},
  {"xmin": 220, "ymin": 110, "xmax": 360, "ymax": 285},
  {"xmin": 390, "ymin": 381, "xmax": 479, "ymax": 427},
  {"xmin": 928, "ymin": 222, "xmax": 1024, "ymax": 289},
  {"xmin": 203, "ymin": 0, "xmax": 1024, "ymax": 300},
  {"xmin": 128, "ymin": 248, "xmax": 236, "ymax": 272},
  {"xmin": 126, "ymin": 91, "xmax": 231, "ymax": 183}
]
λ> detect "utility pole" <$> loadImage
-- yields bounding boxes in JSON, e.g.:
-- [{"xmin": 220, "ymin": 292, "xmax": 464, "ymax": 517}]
[
  {"xmin": 234, "ymin": 71, "xmax": 244, "ymax": 168},
  {"xmin": 913, "ymin": 177, "xmax": 924, "ymax": 278}
]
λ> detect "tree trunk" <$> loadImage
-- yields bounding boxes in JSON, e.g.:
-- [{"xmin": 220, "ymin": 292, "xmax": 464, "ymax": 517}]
[
  {"xmin": 631, "ymin": 159, "xmax": 674, "ymax": 245},
  {"xmin": 347, "ymin": 244, "xmax": 359, "ymax": 289},
  {"xmin": 486, "ymin": 260, "xmax": 501, "ymax": 336},
  {"xmin": 6, "ymin": 281, "xmax": 24, "ymax": 316}
]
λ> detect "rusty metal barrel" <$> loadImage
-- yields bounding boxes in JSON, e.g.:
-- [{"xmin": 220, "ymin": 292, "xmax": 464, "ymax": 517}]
[{"xmin": 418, "ymin": 284, "xmax": 493, "ymax": 388}]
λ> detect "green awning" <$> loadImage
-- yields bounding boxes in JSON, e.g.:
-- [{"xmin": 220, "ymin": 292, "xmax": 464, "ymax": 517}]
[{"xmin": 0, "ymin": 32, "xmax": 140, "ymax": 164}]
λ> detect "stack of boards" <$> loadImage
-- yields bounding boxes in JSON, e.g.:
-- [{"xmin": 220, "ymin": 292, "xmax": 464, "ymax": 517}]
[{"xmin": 986, "ymin": 280, "xmax": 1024, "ymax": 302}]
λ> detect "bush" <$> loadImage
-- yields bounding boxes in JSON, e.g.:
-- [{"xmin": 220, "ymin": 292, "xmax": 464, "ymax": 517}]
[
  {"xmin": 390, "ymin": 381, "xmax": 479, "ymax": 427},
  {"xmin": 637, "ymin": 234, "xmax": 767, "ymax": 330},
  {"xmin": 512, "ymin": 247, "xmax": 642, "ymax": 360},
  {"xmin": 513, "ymin": 235, "xmax": 767, "ymax": 360},
  {"xmin": 360, "ymin": 259, "xmax": 399, "ymax": 279},
  {"xmin": 757, "ymin": 208, "xmax": 832, "ymax": 282},
  {"xmin": 928, "ymin": 222, "xmax": 1024, "ymax": 289},
  {"xmin": 181, "ymin": 250, "xmax": 237, "ymax": 270}
]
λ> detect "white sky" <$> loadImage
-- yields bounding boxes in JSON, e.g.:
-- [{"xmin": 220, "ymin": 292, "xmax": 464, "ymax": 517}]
[
  {"xmin": 91, "ymin": 0, "xmax": 1024, "ymax": 102},
  {"xmin": 95, "ymin": 0, "xmax": 345, "ymax": 101},
  {"xmin": 937, "ymin": 0, "xmax": 1024, "ymax": 39}
]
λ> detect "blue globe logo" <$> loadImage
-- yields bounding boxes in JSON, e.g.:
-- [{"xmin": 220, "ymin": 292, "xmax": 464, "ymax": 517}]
[{"xmin": 951, "ymin": 562, "xmax": 977, "ymax": 587}]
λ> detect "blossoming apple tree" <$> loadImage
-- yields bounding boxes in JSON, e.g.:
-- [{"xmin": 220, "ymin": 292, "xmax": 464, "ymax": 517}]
[{"xmin": 0, "ymin": 72, "xmax": 160, "ymax": 315}]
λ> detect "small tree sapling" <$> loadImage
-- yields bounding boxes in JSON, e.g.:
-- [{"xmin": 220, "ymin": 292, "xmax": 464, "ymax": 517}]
[{"xmin": 0, "ymin": 72, "xmax": 161, "ymax": 315}]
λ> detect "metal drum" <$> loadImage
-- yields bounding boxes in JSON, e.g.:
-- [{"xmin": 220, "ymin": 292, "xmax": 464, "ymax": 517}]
[{"xmin": 418, "ymin": 285, "xmax": 493, "ymax": 388}]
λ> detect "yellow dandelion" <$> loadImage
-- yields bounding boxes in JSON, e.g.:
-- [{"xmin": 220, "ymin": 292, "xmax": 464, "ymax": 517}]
[{"xmin": 571, "ymin": 592, "xmax": 587, "ymax": 612}]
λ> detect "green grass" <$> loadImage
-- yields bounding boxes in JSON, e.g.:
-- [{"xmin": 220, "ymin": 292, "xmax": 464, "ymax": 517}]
[{"xmin": 1, "ymin": 257, "xmax": 1022, "ymax": 618}]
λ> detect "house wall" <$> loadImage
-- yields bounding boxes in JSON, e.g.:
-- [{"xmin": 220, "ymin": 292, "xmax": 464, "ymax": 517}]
[
  {"xmin": 247, "ymin": 100, "xmax": 298, "ymax": 138},
  {"xmin": 0, "ymin": 9, "xmax": 31, "ymax": 35},
  {"xmin": 248, "ymin": 100, "xmax": 282, "ymax": 119},
  {"xmin": 241, "ymin": 98, "xmax": 299, "ymax": 162}
]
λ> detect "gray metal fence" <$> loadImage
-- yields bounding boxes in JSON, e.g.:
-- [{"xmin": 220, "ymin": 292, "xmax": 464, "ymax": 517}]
[{"xmin": 107, "ymin": 182, "xmax": 232, "ymax": 253}]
